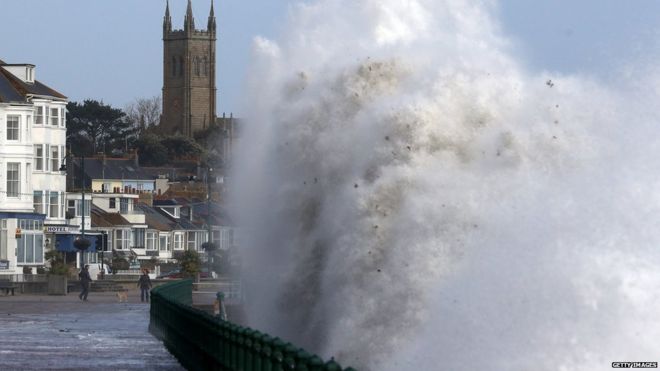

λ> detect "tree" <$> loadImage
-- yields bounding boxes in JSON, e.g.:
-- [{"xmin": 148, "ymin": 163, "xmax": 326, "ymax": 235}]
[
  {"xmin": 66, "ymin": 100, "xmax": 134, "ymax": 156},
  {"xmin": 194, "ymin": 122, "xmax": 225, "ymax": 169},
  {"xmin": 136, "ymin": 133, "xmax": 169, "ymax": 166},
  {"xmin": 125, "ymin": 95, "xmax": 161, "ymax": 137},
  {"xmin": 161, "ymin": 135, "xmax": 204, "ymax": 159}
]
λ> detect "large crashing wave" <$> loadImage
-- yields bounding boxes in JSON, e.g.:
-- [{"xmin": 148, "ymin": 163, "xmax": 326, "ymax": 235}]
[{"xmin": 231, "ymin": 1, "xmax": 660, "ymax": 370}]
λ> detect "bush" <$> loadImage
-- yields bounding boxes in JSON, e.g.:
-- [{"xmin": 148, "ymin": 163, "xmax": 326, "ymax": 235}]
[
  {"xmin": 23, "ymin": 266, "xmax": 32, "ymax": 274},
  {"xmin": 112, "ymin": 257, "xmax": 129, "ymax": 271},
  {"xmin": 45, "ymin": 250, "xmax": 69, "ymax": 275},
  {"xmin": 177, "ymin": 250, "xmax": 201, "ymax": 278}
]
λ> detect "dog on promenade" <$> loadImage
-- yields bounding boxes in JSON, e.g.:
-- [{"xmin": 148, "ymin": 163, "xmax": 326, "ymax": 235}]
[{"xmin": 116, "ymin": 291, "xmax": 128, "ymax": 303}]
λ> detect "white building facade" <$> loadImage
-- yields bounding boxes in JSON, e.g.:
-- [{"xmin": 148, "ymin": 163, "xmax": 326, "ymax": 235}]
[{"xmin": 0, "ymin": 60, "xmax": 67, "ymax": 274}]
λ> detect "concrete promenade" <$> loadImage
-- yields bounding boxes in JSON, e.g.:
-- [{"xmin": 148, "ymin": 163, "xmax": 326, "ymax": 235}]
[{"xmin": 0, "ymin": 290, "xmax": 183, "ymax": 370}]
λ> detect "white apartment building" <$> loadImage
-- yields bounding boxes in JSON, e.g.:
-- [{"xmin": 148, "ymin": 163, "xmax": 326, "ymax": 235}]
[{"xmin": 0, "ymin": 60, "xmax": 67, "ymax": 274}]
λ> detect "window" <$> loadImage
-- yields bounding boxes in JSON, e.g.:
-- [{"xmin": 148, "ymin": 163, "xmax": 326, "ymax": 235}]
[
  {"xmin": 35, "ymin": 107, "xmax": 44, "ymax": 125},
  {"xmin": 50, "ymin": 108, "xmax": 59, "ymax": 126},
  {"xmin": 51, "ymin": 145, "xmax": 59, "ymax": 172},
  {"xmin": 179, "ymin": 57, "xmax": 184, "ymax": 76},
  {"xmin": 159, "ymin": 235, "xmax": 170, "ymax": 251},
  {"xmin": 60, "ymin": 108, "xmax": 65, "ymax": 127},
  {"xmin": 7, "ymin": 115, "xmax": 19, "ymax": 140},
  {"xmin": 146, "ymin": 232, "xmax": 157, "ymax": 250},
  {"xmin": 132, "ymin": 229, "xmax": 145, "ymax": 248},
  {"xmin": 49, "ymin": 191, "xmax": 59, "ymax": 218},
  {"xmin": 187, "ymin": 231, "xmax": 197, "ymax": 250},
  {"xmin": 103, "ymin": 183, "xmax": 111, "ymax": 193},
  {"xmin": 76, "ymin": 200, "xmax": 91, "ymax": 217},
  {"xmin": 44, "ymin": 144, "xmax": 50, "ymax": 171},
  {"xmin": 120, "ymin": 198, "xmax": 128, "ymax": 213},
  {"xmin": 34, "ymin": 191, "xmax": 44, "ymax": 214},
  {"xmin": 109, "ymin": 198, "xmax": 116, "ymax": 209},
  {"xmin": 83, "ymin": 252, "xmax": 98, "ymax": 264},
  {"xmin": 26, "ymin": 163, "xmax": 31, "ymax": 191},
  {"xmin": 217, "ymin": 228, "xmax": 234, "ymax": 250},
  {"xmin": 6, "ymin": 163, "xmax": 20, "ymax": 197},
  {"xmin": 173, "ymin": 233, "xmax": 183, "ymax": 250},
  {"xmin": 203, "ymin": 57, "xmax": 208, "ymax": 76},
  {"xmin": 115, "ymin": 230, "xmax": 130, "ymax": 250},
  {"xmin": 195, "ymin": 57, "xmax": 201, "ymax": 76},
  {"xmin": 67, "ymin": 200, "xmax": 76, "ymax": 217},
  {"xmin": 34, "ymin": 145, "xmax": 43, "ymax": 171},
  {"xmin": 0, "ymin": 220, "xmax": 7, "ymax": 260},
  {"xmin": 17, "ymin": 228, "xmax": 44, "ymax": 264},
  {"xmin": 60, "ymin": 193, "xmax": 65, "ymax": 220}
]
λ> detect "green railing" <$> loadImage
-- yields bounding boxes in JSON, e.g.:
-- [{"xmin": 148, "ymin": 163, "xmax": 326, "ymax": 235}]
[{"xmin": 150, "ymin": 279, "xmax": 356, "ymax": 371}]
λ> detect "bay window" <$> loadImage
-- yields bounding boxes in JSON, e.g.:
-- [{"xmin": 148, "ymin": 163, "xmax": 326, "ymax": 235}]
[
  {"xmin": 115, "ymin": 230, "xmax": 130, "ymax": 250},
  {"xmin": 146, "ymin": 232, "xmax": 157, "ymax": 250},
  {"xmin": 35, "ymin": 107, "xmax": 44, "ymax": 125},
  {"xmin": 6, "ymin": 115, "xmax": 19, "ymax": 141},
  {"xmin": 34, "ymin": 191, "xmax": 44, "ymax": 214},
  {"xmin": 16, "ymin": 220, "xmax": 44, "ymax": 264},
  {"xmin": 50, "ymin": 108, "xmax": 59, "ymax": 126},
  {"xmin": 49, "ymin": 191, "xmax": 59, "ymax": 218},
  {"xmin": 34, "ymin": 145, "xmax": 43, "ymax": 171},
  {"xmin": 173, "ymin": 233, "xmax": 183, "ymax": 250},
  {"xmin": 7, "ymin": 163, "xmax": 20, "ymax": 198},
  {"xmin": 51, "ymin": 145, "xmax": 59, "ymax": 172}
]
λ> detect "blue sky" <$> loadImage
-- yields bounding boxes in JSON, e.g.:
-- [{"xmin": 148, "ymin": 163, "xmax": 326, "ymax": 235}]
[{"xmin": 1, "ymin": 0, "xmax": 660, "ymax": 115}]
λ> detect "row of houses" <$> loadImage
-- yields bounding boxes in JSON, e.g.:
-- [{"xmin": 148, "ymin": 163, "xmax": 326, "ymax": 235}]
[{"xmin": 0, "ymin": 59, "xmax": 235, "ymax": 275}]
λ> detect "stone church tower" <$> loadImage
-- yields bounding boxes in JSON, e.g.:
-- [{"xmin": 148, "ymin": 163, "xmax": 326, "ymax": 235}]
[{"xmin": 161, "ymin": 0, "xmax": 216, "ymax": 137}]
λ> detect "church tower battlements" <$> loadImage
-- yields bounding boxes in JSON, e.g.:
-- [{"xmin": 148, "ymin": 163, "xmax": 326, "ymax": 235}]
[{"xmin": 161, "ymin": 0, "xmax": 216, "ymax": 137}]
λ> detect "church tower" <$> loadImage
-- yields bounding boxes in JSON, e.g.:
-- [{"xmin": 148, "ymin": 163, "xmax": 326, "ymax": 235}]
[{"xmin": 161, "ymin": 0, "xmax": 217, "ymax": 137}]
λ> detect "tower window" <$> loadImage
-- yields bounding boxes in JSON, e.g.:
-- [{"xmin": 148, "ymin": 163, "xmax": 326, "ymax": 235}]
[
  {"xmin": 203, "ymin": 57, "xmax": 208, "ymax": 76},
  {"xmin": 179, "ymin": 57, "xmax": 184, "ymax": 76},
  {"xmin": 195, "ymin": 57, "xmax": 201, "ymax": 77}
]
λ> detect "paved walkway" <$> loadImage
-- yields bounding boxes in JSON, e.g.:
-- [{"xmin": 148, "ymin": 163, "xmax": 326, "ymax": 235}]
[{"xmin": 0, "ymin": 290, "xmax": 183, "ymax": 370}]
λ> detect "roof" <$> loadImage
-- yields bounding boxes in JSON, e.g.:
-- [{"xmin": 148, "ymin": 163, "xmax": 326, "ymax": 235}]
[
  {"xmin": 141, "ymin": 160, "xmax": 199, "ymax": 181},
  {"xmin": 156, "ymin": 196, "xmax": 233, "ymax": 226},
  {"xmin": 91, "ymin": 206, "xmax": 132, "ymax": 228},
  {"xmin": 0, "ymin": 63, "xmax": 66, "ymax": 103},
  {"xmin": 138, "ymin": 203, "xmax": 202, "ymax": 231},
  {"xmin": 0, "ymin": 70, "xmax": 26, "ymax": 103},
  {"xmin": 139, "ymin": 204, "xmax": 174, "ymax": 231},
  {"xmin": 153, "ymin": 199, "xmax": 179, "ymax": 206},
  {"xmin": 75, "ymin": 157, "xmax": 155, "ymax": 182}
]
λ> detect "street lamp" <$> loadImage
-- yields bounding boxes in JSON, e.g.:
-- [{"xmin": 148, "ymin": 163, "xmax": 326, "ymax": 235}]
[
  {"xmin": 60, "ymin": 155, "xmax": 90, "ymax": 265},
  {"xmin": 201, "ymin": 166, "xmax": 216, "ymax": 277}
]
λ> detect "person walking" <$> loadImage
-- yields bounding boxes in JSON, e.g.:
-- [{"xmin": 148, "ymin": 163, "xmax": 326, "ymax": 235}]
[
  {"xmin": 138, "ymin": 269, "xmax": 152, "ymax": 303},
  {"xmin": 78, "ymin": 265, "xmax": 92, "ymax": 301}
]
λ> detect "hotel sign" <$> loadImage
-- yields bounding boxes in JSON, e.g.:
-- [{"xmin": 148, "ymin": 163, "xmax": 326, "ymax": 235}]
[{"xmin": 45, "ymin": 226, "xmax": 70, "ymax": 233}]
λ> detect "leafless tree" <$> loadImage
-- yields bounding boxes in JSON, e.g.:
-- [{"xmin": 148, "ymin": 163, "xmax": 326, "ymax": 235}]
[{"xmin": 125, "ymin": 95, "xmax": 161, "ymax": 136}]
